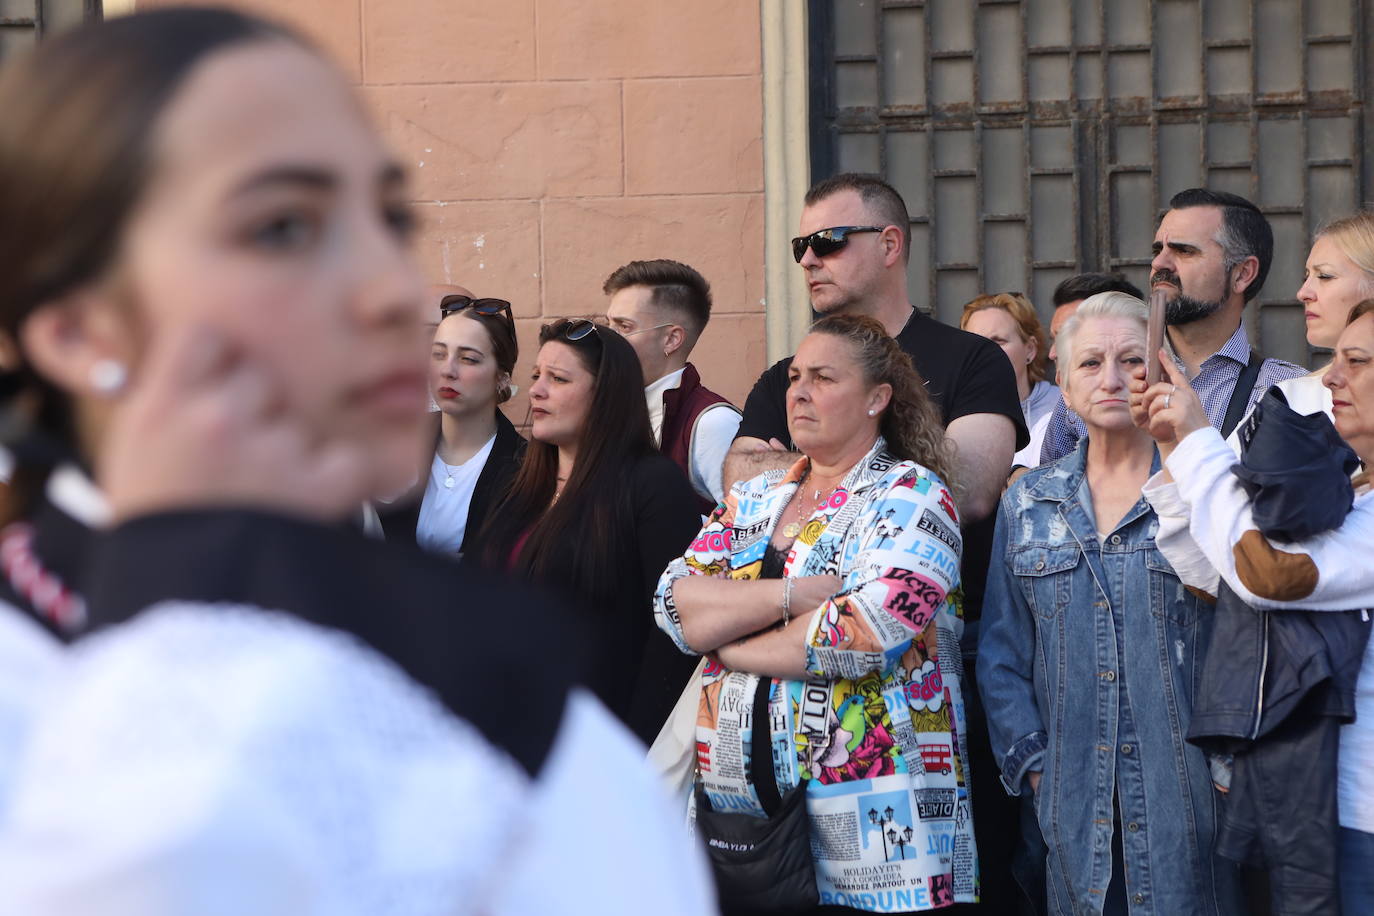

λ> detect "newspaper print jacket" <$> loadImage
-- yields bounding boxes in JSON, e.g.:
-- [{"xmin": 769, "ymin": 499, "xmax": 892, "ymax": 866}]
[{"xmin": 654, "ymin": 437, "xmax": 979, "ymax": 912}]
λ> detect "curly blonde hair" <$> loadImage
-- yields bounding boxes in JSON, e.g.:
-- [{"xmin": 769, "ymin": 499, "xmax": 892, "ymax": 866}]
[{"xmin": 807, "ymin": 314, "xmax": 957, "ymax": 494}]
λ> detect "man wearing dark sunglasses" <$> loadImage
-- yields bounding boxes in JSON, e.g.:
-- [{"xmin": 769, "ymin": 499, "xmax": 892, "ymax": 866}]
[
  {"xmin": 724, "ymin": 173, "xmax": 1032, "ymax": 914},
  {"xmin": 725, "ymin": 173, "xmax": 1027, "ymax": 526}
]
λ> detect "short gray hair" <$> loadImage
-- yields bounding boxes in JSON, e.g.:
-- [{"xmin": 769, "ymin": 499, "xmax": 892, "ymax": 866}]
[{"xmin": 1054, "ymin": 291, "xmax": 1149, "ymax": 386}]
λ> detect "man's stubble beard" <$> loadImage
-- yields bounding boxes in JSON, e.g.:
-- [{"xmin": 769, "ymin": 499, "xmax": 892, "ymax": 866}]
[{"xmin": 1165, "ymin": 293, "xmax": 1225, "ymax": 326}]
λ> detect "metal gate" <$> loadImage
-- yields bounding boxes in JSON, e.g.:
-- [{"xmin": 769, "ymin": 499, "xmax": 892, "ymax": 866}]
[
  {"xmin": 810, "ymin": 0, "xmax": 1371, "ymax": 366},
  {"xmin": 1, "ymin": 0, "xmax": 99, "ymax": 61}
]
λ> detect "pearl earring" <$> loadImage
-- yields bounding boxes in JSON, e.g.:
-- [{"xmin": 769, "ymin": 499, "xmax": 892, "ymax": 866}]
[
  {"xmin": 89, "ymin": 359, "xmax": 128, "ymax": 396},
  {"xmin": 867, "ymin": 409, "xmax": 876, "ymax": 417}
]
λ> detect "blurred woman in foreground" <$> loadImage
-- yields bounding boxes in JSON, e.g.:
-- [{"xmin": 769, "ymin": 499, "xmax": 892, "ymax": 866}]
[{"xmin": 0, "ymin": 9, "xmax": 710, "ymax": 914}]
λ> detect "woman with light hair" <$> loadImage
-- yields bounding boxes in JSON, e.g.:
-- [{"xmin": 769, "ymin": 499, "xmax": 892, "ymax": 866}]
[
  {"xmin": 1274, "ymin": 210, "xmax": 1374, "ymax": 420},
  {"xmin": 979, "ymin": 292, "xmax": 1241, "ymax": 914},
  {"xmin": 961, "ymin": 292, "xmax": 1059, "ymax": 468}
]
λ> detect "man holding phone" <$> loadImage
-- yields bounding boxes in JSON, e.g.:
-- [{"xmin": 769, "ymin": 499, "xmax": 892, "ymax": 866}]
[{"xmin": 1039, "ymin": 188, "xmax": 1305, "ymax": 463}]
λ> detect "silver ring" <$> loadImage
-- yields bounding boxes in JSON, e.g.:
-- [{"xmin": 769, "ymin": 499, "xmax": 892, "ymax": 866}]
[{"xmin": 1164, "ymin": 392, "xmax": 1173, "ymax": 409}]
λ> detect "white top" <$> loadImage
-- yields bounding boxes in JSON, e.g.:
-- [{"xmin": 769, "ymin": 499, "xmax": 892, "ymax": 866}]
[
  {"xmin": 0, "ymin": 603, "xmax": 715, "ymax": 915},
  {"xmin": 416, "ymin": 434, "xmax": 496, "ymax": 557},
  {"xmin": 645, "ymin": 368, "xmax": 740, "ymax": 508},
  {"xmin": 1144, "ymin": 426, "xmax": 1374, "ymax": 832},
  {"xmin": 1015, "ymin": 379, "xmax": 1060, "ymax": 468},
  {"xmin": 0, "ymin": 463, "xmax": 107, "ymax": 822}
]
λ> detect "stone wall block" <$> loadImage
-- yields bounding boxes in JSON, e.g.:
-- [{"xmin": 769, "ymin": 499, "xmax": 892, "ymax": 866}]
[
  {"xmin": 542, "ymin": 194, "xmax": 765, "ymax": 324},
  {"xmin": 363, "ymin": 0, "xmax": 535, "ymax": 84},
  {"xmin": 366, "ymin": 83, "xmax": 623, "ymax": 200},
  {"xmin": 536, "ymin": 0, "xmax": 761, "ymax": 79},
  {"xmin": 412, "ymin": 200, "xmax": 542, "ymax": 316},
  {"xmin": 624, "ymin": 76, "xmax": 764, "ymax": 196}
]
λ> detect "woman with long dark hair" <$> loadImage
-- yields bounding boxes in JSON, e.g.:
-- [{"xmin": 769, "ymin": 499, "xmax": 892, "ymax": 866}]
[
  {"xmin": 482, "ymin": 318, "xmax": 701, "ymax": 740},
  {"xmin": 0, "ymin": 9, "xmax": 710, "ymax": 912}
]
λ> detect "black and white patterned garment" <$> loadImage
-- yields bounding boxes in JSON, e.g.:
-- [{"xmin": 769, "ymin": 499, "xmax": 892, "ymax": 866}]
[{"xmin": 0, "ymin": 510, "xmax": 714, "ymax": 915}]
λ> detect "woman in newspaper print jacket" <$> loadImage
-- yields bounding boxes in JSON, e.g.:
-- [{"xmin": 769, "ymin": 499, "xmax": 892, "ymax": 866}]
[{"xmin": 654, "ymin": 315, "xmax": 978, "ymax": 913}]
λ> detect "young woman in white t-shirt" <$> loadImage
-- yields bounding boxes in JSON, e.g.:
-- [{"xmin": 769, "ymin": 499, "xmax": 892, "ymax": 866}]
[{"xmin": 382, "ymin": 294, "xmax": 524, "ymax": 558}]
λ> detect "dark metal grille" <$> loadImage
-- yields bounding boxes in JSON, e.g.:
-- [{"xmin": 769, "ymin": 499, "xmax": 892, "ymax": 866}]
[
  {"xmin": 0, "ymin": 0, "xmax": 100, "ymax": 62},
  {"xmin": 810, "ymin": 0, "xmax": 1371, "ymax": 366}
]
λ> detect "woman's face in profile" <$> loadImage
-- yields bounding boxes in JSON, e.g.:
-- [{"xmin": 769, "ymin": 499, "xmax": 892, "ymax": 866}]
[
  {"xmin": 112, "ymin": 40, "xmax": 429, "ymax": 494},
  {"xmin": 1325, "ymin": 313, "xmax": 1374, "ymax": 458}
]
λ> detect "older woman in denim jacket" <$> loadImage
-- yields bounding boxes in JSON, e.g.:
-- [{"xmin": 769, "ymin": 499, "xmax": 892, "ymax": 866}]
[{"xmin": 978, "ymin": 292, "xmax": 1242, "ymax": 915}]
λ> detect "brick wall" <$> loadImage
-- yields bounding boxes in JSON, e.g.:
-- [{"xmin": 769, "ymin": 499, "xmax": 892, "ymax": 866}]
[{"xmin": 142, "ymin": 0, "xmax": 769, "ymax": 420}]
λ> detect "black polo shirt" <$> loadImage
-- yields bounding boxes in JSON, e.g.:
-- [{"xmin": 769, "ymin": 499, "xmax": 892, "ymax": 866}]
[{"xmin": 734, "ymin": 308, "xmax": 1027, "ymax": 627}]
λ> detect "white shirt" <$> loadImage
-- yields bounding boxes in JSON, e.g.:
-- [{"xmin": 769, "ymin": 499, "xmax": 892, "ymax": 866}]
[
  {"xmin": 0, "ymin": 604, "xmax": 716, "ymax": 915},
  {"xmin": 1015, "ymin": 380, "xmax": 1060, "ymax": 469},
  {"xmin": 645, "ymin": 368, "xmax": 740, "ymax": 507},
  {"xmin": 1144, "ymin": 427, "xmax": 1374, "ymax": 833},
  {"xmin": 416, "ymin": 434, "xmax": 496, "ymax": 557}
]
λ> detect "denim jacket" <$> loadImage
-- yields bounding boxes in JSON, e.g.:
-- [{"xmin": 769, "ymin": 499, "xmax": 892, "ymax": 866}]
[{"xmin": 978, "ymin": 441, "xmax": 1241, "ymax": 916}]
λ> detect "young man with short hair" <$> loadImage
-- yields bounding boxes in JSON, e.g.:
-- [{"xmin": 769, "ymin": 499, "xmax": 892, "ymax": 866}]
[{"xmin": 604, "ymin": 259, "xmax": 740, "ymax": 511}]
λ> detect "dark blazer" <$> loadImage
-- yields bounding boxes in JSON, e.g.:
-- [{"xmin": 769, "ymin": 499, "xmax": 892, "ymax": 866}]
[
  {"xmin": 526, "ymin": 453, "xmax": 701, "ymax": 742},
  {"xmin": 377, "ymin": 410, "xmax": 526, "ymax": 556}
]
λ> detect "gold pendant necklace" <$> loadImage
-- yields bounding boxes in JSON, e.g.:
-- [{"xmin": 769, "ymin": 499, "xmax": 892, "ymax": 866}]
[{"xmin": 781, "ymin": 470, "xmax": 837, "ymax": 539}]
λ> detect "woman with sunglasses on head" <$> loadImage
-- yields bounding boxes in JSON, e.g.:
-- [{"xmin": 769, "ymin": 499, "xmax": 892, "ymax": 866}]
[
  {"xmin": 480, "ymin": 318, "xmax": 701, "ymax": 742},
  {"xmin": 379, "ymin": 289, "xmax": 524, "ymax": 559},
  {"xmin": 0, "ymin": 10, "xmax": 713, "ymax": 913}
]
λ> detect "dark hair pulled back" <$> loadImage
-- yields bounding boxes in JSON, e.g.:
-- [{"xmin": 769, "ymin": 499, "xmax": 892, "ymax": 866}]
[{"xmin": 0, "ymin": 8, "xmax": 303, "ymax": 521}]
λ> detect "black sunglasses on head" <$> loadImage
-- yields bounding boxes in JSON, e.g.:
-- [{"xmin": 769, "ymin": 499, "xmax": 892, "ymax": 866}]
[
  {"xmin": 790, "ymin": 225, "xmax": 885, "ymax": 263},
  {"xmin": 560, "ymin": 318, "xmax": 602, "ymax": 342},
  {"xmin": 439, "ymin": 295, "xmax": 513, "ymax": 320}
]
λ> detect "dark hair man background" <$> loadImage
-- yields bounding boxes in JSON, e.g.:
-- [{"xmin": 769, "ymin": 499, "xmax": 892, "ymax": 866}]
[
  {"xmin": 1038, "ymin": 188, "xmax": 1304, "ymax": 464},
  {"xmin": 1047, "ymin": 272, "xmax": 1143, "ymax": 363},
  {"xmin": 604, "ymin": 259, "xmax": 740, "ymax": 513}
]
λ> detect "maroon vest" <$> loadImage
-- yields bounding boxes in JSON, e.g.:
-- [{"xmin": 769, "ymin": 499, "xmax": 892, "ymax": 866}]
[{"xmin": 658, "ymin": 362, "xmax": 734, "ymax": 514}]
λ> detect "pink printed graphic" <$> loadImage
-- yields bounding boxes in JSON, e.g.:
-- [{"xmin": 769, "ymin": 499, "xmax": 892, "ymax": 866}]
[
  {"xmin": 880, "ymin": 568, "xmax": 946, "ymax": 631},
  {"xmin": 690, "ymin": 529, "xmax": 732, "ymax": 554}
]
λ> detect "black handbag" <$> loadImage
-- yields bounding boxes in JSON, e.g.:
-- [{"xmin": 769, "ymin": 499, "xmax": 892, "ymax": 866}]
[{"xmin": 694, "ymin": 676, "xmax": 818, "ymax": 914}]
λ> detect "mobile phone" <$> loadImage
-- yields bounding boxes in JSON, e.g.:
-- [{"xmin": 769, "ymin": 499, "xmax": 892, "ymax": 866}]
[{"xmin": 1145, "ymin": 287, "xmax": 1168, "ymax": 385}]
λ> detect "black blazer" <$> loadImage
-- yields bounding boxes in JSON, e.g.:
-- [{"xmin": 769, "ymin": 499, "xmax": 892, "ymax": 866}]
[{"xmin": 377, "ymin": 410, "xmax": 526, "ymax": 556}]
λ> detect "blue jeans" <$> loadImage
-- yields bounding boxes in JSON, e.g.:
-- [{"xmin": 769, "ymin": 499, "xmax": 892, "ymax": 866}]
[{"xmin": 1341, "ymin": 827, "xmax": 1374, "ymax": 914}]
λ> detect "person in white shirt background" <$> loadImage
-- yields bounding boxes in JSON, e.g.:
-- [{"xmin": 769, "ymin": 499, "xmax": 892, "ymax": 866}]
[
  {"xmin": 381, "ymin": 288, "xmax": 525, "ymax": 559},
  {"xmin": 603, "ymin": 259, "xmax": 740, "ymax": 513},
  {"xmin": 959, "ymin": 291, "xmax": 1059, "ymax": 472}
]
